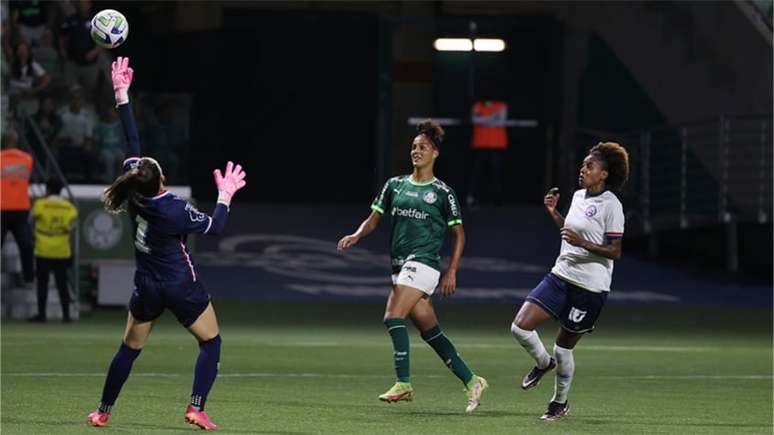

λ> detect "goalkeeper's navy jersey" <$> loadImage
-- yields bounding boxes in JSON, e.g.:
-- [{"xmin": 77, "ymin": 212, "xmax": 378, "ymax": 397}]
[{"xmin": 123, "ymin": 157, "xmax": 213, "ymax": 283}]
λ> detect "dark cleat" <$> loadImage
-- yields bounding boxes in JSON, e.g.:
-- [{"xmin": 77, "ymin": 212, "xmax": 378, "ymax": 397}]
[
  {"xmin": 540, "ymin": 401, "xmax": 570, "ymax": 421},
  {"xmin": 521, "ymin": 357, "xmax": 556, "ymax": 390}
]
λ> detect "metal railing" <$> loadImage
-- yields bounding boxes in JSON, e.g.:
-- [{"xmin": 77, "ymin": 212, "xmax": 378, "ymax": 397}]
[{"xmin": 577, "ymin": 115, "xmax": 773, "ymax": 236}]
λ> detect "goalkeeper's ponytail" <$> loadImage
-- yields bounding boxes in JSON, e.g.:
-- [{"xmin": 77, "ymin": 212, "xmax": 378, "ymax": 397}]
[{"xmin": 103, "ymin": 158, "xmax": 162, "ymax": 213}]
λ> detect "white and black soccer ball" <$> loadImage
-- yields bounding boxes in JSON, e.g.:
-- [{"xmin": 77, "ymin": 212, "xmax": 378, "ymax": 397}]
[{"xmin": 90, "ymin": 9, "xmax": 129, "ymax": 49}]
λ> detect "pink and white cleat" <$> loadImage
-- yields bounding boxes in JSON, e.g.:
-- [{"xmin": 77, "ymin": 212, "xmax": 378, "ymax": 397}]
[
  {"xmin": 184, "ymin": 404, "xmax": 218, "ymax": 431},
  {"xmin": 87, "ymin": 410, "xmax": 110, "ymax": 427}
]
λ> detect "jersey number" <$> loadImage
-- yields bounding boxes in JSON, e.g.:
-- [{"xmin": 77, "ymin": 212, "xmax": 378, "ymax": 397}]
[{"xmin": 135, "ymin": 215, "xmax": 151, "ymax": 254}]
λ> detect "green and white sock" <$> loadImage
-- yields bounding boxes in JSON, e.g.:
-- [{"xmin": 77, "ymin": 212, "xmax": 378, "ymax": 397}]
[
  {"xmin": 384, "ymin": 318, "xmax": 410, "ymax": 383},
  {"xmin": 421, "ymin": 324, "xmax": 474, "ymax": 385}
]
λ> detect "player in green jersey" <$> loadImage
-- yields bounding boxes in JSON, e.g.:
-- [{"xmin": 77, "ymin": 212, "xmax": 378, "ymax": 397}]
[{"xmin": 337, "ymin": 120, "xmax": 488, "ymax": 413}]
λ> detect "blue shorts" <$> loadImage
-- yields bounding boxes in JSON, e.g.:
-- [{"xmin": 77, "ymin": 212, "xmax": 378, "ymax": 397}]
[
  {"xmin": 525, "ymin": 273, "xmax": 608, "ymax": 334},
  {"xmin": 129, "ymin": 273, "xmax": 211, "ymax": 327}
]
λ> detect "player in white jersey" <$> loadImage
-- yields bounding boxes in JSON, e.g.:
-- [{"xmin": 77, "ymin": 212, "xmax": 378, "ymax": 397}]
[{"xmin": 509, "ymin": 142, "xmax": 629, "ymax": 421}]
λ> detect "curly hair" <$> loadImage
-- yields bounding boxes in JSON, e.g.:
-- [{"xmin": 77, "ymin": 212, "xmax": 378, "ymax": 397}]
[
  {"xmin": 416, "ymin": 119, "xmax": 444, "ymax": 149},
  {"xmin": 589, "ymin": 141, "xmax": 630, "ymax": 191}
]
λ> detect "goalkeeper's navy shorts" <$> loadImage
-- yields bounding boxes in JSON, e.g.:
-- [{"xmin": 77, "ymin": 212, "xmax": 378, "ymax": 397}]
[
  {"xmin": 525, "ymin": 273, "xmax": 608, "ymax": 334},
  {"xmin": 129, "ymin": 271, "xmax": 211, "ymax": 327}
]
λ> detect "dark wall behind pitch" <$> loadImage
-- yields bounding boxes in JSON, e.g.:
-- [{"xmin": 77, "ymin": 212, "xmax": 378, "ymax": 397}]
[
  {"xmin": 430, "ymin": 17, "xmax": 561, "ymax": 204},
  {"xmin": 122, "ymin": 10, "xmax": 378, "ymax": 202}
]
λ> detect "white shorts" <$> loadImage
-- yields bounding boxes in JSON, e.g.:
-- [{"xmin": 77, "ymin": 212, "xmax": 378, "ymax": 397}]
[{"xmin": 391, "ymin": 261, "xmax": 441, "ymax": 296}]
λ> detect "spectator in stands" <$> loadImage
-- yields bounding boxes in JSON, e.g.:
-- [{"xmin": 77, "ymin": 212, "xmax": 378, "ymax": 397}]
[
  {"xmin": 9, "ymin": 0, "xmax": 50, "ymax": 47},
  {"xmin": 30, "ymin": 177, "xmax": 78, "ymax": 323},
  {"xmin": 1, "ymin": 26, "xmax": 11, "ymax": 128},
  {"xmin": 57, "ymin": 86, "xmax": 96, "ymax": 180},
  {"xmin": 0, "ymin": 127, "xmax": 35, "ymax": 285},
  {"xmin": 31, "ymin": 28, "xmax": 61, "ymax": 88},
  {"xmin": 30, "ymin": 94, "xmax": 61, "ymax": 152},
  {"xmin": 1, "ymin": 2, "xmax": 15, "ymax": 63},
  {"xmin": 8, "ymin": 40, "xmax": 51, "ymax": 108},
  {"xmin": 59, "ymin": 0, "xmax": 108, "ymax": 101},
  {"xmin": 94, "ymin": 106, "xmax": 124, "ymax": 182}
]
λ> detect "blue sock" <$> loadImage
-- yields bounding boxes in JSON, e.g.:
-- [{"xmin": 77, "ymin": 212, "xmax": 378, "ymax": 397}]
[
  {"xmin": 191, "ymin": 335, "xmax": 221, "ymax": 411},
  {"xmin": 99, "ymin": 343, "xmax": 142, "ymax": 413}
]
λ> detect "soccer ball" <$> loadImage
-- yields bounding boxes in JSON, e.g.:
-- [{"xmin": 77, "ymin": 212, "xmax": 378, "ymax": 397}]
[{"xmin": 90, "ymin": 9, "xmax": 129, "ymax": 49}]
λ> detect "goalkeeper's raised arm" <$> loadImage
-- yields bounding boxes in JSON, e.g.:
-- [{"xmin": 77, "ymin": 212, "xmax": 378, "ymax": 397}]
[{"xmin": 111, "ymin": 56, "xmax": 140, "ymax": 160}]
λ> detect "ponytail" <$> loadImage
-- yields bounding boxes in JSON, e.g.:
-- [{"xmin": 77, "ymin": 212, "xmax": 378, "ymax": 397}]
[{"xmin": 103, "ymin": 158, "xmax": 162, "ymax": 213}]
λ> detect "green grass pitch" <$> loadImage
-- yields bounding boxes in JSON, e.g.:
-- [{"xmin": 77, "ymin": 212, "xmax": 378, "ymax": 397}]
[{"xmin": 2, "ymin": 301, "xmax": 772, "ymax": 434}]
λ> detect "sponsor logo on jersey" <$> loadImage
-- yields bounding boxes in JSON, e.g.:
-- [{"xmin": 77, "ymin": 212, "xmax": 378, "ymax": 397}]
[
  {"xmin": 392, "ymin": 207, "xmax": 430, "ymax": 220},
  {"xmin": 585, "ymin": 205, "xmax": 597, "ymax": 217},
  {"xmin": 432, "ymin": 180, "xmax": 451, "ymax": 193},
  {"xmin": 568, "ymin": 307, "xmax": 587, "ymax": 323},
  {"xmin": 423, "ymin": 191, "xmax": 437, "ymax": 204},
  {"xmin": 448, "ymin": 194, "xmax": 459, "ymax": 216},
  {"xmin": 405, "ymin": 191, "xmax": 418, "ymax": 197}
]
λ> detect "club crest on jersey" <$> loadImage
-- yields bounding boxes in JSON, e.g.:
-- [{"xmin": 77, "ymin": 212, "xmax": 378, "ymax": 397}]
[
  {"xmin": 423, "ymin": 191, "xmax": 437, "ymax": 204},
  {"xmin": 585, "ymin": 205, "xmax": 597, "ymax": 217},
  {"xmin": 568, "ymin": 307, "xmax": 587, "ymax": 323}
]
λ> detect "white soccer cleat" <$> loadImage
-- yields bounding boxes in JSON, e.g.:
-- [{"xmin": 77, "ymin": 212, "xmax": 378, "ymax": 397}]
[{"xmin": 464, "ymin": 375, "xmax": 489, "ymax": 413}]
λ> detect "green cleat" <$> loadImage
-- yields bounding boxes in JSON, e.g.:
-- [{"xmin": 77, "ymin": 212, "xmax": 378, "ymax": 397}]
[
  {"xmin": 464, "ymin": 375, "xmax": 489, "ymax": 413},
  {"xmin": 378, "ymin": 382, "xmax": 414, "ymax": 403}
]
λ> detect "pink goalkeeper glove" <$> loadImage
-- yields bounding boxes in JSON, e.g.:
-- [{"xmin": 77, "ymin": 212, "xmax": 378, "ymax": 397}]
[
  {"xmin": 213, "ymin": 161, "xmax": 247, "ymax": 207},
  {"xmin": 111, "ymin": 56, "xmax": 134, "ymax": 105}
]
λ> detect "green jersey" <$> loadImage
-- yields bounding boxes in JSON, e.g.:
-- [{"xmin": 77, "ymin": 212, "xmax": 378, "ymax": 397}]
[{"xmin": 371, "ymin": 175, "xmax": 462, "ymax": 273}]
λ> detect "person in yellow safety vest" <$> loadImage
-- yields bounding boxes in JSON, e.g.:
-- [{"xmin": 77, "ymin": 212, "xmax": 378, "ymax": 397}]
[
  {"xmin": 468, "ymin": 100, "xmax": 508, "ymax": 207},
  {"xmin": 29, "ymin": 178, "xmax": 78, "ymax": 323},
  {"xmin": 1, "ymin": 128, "xmax": 35, "ymax": 284}
]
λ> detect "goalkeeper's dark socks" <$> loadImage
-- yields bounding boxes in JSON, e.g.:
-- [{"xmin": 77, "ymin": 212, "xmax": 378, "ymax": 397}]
[
  {"xmin": 191, "ymin": 335, "xmax": 222, "ymax": 411},
  {"xmin": 99, "ymin": 342, "xmax": 142, "ymax": 410}
]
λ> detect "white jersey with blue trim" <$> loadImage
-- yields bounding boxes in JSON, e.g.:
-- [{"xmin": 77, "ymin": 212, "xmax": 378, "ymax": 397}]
[
  {"xmin": 550, "ymin": 189, "xmax": 625, "ymax": 293},
  {"xmin": 124, "ymin": 157, "xmax": 212, "ymax": 283}
]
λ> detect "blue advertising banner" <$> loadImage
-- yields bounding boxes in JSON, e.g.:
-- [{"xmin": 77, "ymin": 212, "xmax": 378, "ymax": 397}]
[{"xmin": 190, "ymin": 204, "xmax": 771, "ymax": 307}]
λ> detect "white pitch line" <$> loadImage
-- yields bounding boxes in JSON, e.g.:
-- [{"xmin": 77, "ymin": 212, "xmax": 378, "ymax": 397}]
[
  {"xmin": 1, "ymin": 372, "xmax": 441, "ymax": 379},
  {"xmin": 4, "ymin": 373, "xmax": 770, "ymax": 380},
  {"xmin": 3, "ymin": 372, "xmax": 167, "ymax": 378},
  {"xmin": 577, "ymin": 345, "xmax": 722, "ymax": 352},
  {"xmin": 604, "ymin": 375, "xmax": 773, "ymax": 380},
  {"xmin": 271, "ymin": 342, "xmax": 727, "ymax": 353}
]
